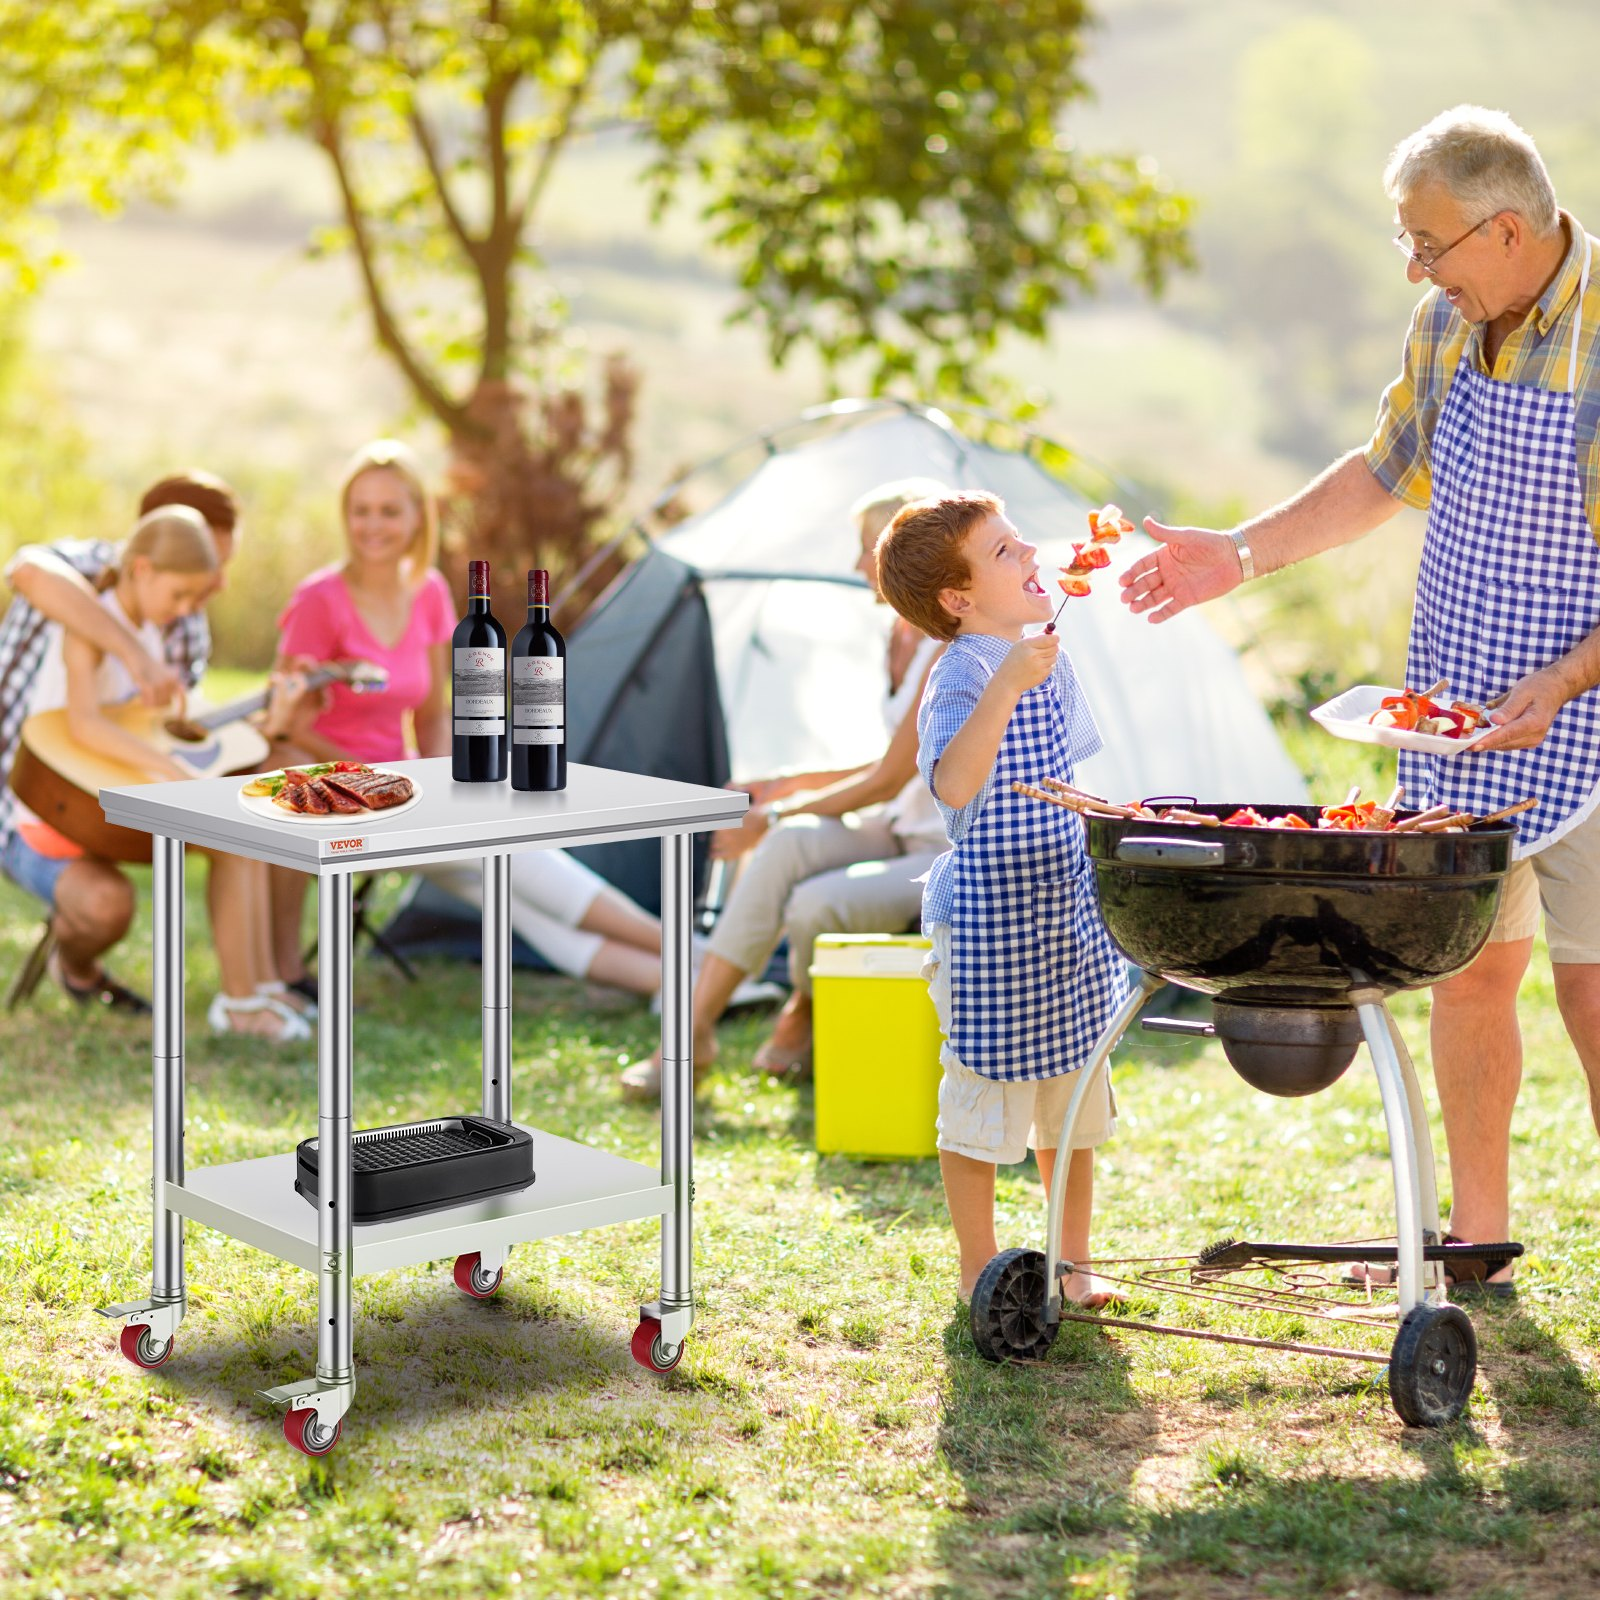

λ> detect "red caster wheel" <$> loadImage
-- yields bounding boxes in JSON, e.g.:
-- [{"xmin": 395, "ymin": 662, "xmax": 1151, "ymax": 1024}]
[
  {"xmin": 283, "ymin": 1407, "xmax": 343, "ymax": 1457},
  {"xmin": 119, "ymin": 1323, "xmax": 173, "ymax": 1370},
  {"xmin": 453, "ymin": 1252, "xmax": 504, "ymax": 1299},
  {"xmin": 631, "ymin": 1316, "xmax": 684, "ymax": 1373}
]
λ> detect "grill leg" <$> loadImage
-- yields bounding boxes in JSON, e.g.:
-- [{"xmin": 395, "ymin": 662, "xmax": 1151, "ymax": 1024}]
[
  {"xmin": 482, "ymin": 852, "xmax": 512, "ymax": 1124},
  {"xmin": 260, "ymin": 872, "xmax": 356, "ymax": 1440},
  {"xmin": 643, "ymin": 832, "xmax": 695, "ymax": 1353},
  {"xmin": 98, "ymin": 835, "xmax": 187, "ymax": 1351},
  {"xmin": 1044, "ymin": 972, "xmax": 1163, "ymax": 1321},
  {"xmin": 1355, "ymin": 994, "xmax": 1437, "ymax": 1313}
]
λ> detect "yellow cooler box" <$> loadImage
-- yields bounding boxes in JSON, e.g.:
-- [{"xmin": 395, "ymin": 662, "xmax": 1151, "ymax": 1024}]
[{"xmin": 811, "ymin": 934, "xmax": 942, "ymax": 1159}]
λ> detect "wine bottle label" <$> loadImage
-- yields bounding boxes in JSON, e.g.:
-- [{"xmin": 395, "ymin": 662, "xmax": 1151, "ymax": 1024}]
[
  {"xmin": 453, "ymin": 647, "xmax": 506, "ymax": 735},
  {"xmin": 513, "ymin": 657, "xmax": 565, "ymax": 745}
]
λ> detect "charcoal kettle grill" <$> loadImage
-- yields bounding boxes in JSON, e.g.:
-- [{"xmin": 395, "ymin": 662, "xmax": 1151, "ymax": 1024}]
[{"xmin": 970, "ymin": 801, "xmax": 1523, "ymax": 1427}]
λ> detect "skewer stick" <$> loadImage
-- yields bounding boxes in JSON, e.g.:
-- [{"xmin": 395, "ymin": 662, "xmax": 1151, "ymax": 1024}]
[
  {"xmin": 1343, "ymin": 785, "xmax": 1362, "ymax": 806},
  {"xmin": 1416, "ymin": 812, "xmax": 1474, "ymax": 833},
  {"xmin": 1158, "ymin": 808, "xmax": 1222, "ymax": 826},
  {"xmin": 1383, "ymin": 784, "xmax": 1405, "ymax": 811},
  {"xmin": 1473, "ymin": 797, "xmax": 1539, "ymax": 825},
  {"xmin": 1038, "ymin": 777, "xmax": 1157, "ymax": 818},
  {"xmin": 1013, "ymin": 783, "xmax": 1142, "ymax": 819},
  {"xmin": 1390, "ymin": 803, "xmax": 1452, "ymax": 832},
  {"xmin": 1421, "ymin": 678, "xmax": 1448, "ymax": 700}
]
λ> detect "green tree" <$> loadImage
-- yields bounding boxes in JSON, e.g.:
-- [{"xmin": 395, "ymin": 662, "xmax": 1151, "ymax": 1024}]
[{"xmin": 0, "ymin": 1, "xmax": 1192, "ymax": 607}]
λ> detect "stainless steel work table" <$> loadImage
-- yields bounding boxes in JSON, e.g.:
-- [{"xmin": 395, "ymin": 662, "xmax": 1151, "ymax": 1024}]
[{"xmin": 95, "ymin": 758, "xmax": 746, "ymax": 1455}]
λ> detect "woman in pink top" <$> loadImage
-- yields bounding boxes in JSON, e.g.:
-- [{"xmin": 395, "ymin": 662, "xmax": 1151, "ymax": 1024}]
[{"xmin": 268, "ymin": 440, "xmax": 454, "ymax": 986}]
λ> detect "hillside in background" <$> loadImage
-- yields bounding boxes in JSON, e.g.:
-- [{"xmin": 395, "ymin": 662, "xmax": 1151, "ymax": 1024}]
[{"xmin": 9, "ymin": 0, "xmax": 1600, "ymax": 681}]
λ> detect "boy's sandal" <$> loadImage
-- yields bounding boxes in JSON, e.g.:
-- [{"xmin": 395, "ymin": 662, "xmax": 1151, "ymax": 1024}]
[{"xmin": 207, "ymin": 992, "xmax": 312, "ymax": 1043}]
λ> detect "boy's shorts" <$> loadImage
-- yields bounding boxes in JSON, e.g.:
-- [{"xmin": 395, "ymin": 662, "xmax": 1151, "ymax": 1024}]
[
  {"xmin": 924, "ymin": 923, "xmax": 1116, "ymax": 1164},
  {"xmin": 1488, "ymin": 802, "xmax": 1600, "ymax": 962},
  {"xmin": 0, "ymin": 829, "xmax": 72, "ymax": 908}
]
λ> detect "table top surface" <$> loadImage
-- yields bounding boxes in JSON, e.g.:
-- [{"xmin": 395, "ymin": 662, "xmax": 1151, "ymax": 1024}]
[{"xmin": 99, "ymin": 758, "xmax": 747, "ymax": 873}]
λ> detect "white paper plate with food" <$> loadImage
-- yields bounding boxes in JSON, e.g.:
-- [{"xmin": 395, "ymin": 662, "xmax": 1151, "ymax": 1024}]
[
  {"xmin": 238, "ymin": 763, "xmax": 422, "ymax": 822},
  {"xmin": 1311, "ymin": 684, "xmax": 1497, "ymax": 756}
]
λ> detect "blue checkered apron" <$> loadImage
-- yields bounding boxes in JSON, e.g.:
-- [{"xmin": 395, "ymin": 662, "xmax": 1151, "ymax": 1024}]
[
  {"xmin": 946, "ymin": 673, "xmax": 1130, "ymax": 1081},
  {"xmin": 1400, "ymin": 237, "xmax": 1600, "ymax": 858}
]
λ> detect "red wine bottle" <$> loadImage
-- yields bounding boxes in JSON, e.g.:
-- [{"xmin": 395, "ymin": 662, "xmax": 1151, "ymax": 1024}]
[
  {"xmin": 451, "ymin": 559, "xmax": 507, "ymax": 782},
  {"xmin": 511, "ymin": 568, "xmax": 566, "ymax": 791}
]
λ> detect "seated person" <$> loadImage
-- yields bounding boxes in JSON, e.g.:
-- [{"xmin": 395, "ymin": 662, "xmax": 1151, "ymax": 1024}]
[
  {"xmin": 620, "ymin": 477, "xmax": 951, "ymax": 1100},
  {"xmin": 1, "ymin": 470, "xmax": 310, "ymax": 1021},
  {"xmin": 271, "ymin": 438, "xmax": 705, "ymax": 997},
  {"xmin": 5, "ymin": 505, "xmax": 311, "ymax": 1039}
]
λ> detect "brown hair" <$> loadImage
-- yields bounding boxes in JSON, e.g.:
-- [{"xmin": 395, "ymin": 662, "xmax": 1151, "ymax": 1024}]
[
  {"xmin": 139, "ymin": 470, "xmax": 240, "ymax": 535},
  {"xmin": 338, "ymin": 438, "xmax": 438, "ymax": 586},
  {"xmin": 873, "ymin": 491, "xmax": 1002, "ymax": 641}
]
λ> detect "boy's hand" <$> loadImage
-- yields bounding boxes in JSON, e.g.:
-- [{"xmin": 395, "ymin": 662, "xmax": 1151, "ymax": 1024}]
[{"xmin": 994, "ymin": 633, "xmax": 1059, "ymax": 697}]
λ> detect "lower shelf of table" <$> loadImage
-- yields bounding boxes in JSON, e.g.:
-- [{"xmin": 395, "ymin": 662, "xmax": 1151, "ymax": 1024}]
[{"xmin": 164, "ymin": 1124, "xmax": 672, "ymax": 1274}]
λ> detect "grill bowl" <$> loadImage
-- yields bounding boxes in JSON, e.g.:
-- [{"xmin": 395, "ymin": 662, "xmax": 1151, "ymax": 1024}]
[{"xmin": 1086, "ymin": 804, "xmax": 1515, "ymax": 1006}]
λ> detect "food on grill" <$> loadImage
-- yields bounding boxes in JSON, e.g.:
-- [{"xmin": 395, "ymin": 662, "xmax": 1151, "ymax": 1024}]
[
  {"xmin": 1367, "ymin": 679, "xmax": 1489, "ymax": 739},
  {"xmin": 256, "ymin": 762, "xmax": 416, "ymax": 815},
  {"xmin": 1057, "ymin": 504, "xmax": 1135, "ymax": 600},
  {"xmin": 1013, "ymin": 779, "xmax": 1538, "ymax": 835}
]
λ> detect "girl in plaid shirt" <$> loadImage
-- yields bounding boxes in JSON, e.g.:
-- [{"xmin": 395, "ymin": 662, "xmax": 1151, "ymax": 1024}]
[{"xmin": 876, "ymin": 493, "xmax": 1129, "ymax": 1305}]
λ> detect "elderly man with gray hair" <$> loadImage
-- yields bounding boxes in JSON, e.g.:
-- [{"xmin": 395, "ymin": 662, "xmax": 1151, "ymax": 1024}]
[{"xmin": 1120, "ymin": 106, "xmax": 1600, "ymax": 1296}]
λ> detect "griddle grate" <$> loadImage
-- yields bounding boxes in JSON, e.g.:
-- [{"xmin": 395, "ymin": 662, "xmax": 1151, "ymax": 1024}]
[{"xmin": 350, "ymin": 1123, "xmax": 495, "ymax": 1171}]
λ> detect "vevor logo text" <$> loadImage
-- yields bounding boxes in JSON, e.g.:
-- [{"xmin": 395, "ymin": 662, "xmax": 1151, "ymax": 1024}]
[{"xmin": 327, "ymin": 837, "xmax": 366, "ymax": 854}]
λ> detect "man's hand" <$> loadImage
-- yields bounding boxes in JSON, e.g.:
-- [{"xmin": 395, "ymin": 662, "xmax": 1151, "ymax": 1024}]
[
  {"xmin": 994, "ymin": 633, "xmax": 1059, "ymax": 698},
  {"xmin": 1120, "ymin": 520, "xmax": 1244, "ymax": 623},
  {"xmin": 1473, "ymin": 669, "xmax": 1569, "ymax": 752},
  {"xmin": 127, "ymin": 647, "xmax": 186, "ymax": 712}
]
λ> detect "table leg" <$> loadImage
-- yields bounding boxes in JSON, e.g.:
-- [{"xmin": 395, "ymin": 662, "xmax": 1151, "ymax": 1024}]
[
  {"xmin": 643, "ymin": 832, "xmax": 695, "ymax": 1359},
  {"xmin": 261, "ymin": 872, "xmax": 355, "ymax": 1447},
  {"xmin": 99, "ymin": 834, "xmax": 187, "ymax": 1359},
  {"xmin": 482, "ymin": 852, "xmax": 512, "ymax": 1124}
]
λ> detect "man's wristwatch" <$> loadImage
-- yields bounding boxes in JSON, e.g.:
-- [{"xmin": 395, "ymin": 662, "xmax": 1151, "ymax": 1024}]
[{"xmin": 1229, "ymin": 527, "xmax": 1255, "ymax": 583}]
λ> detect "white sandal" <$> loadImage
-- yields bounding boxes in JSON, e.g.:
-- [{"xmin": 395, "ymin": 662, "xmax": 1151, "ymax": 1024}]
[
  {"xmin": 256, "ymin": 978, "xmax": 316, "ymax": 1020},
  {"xmin": 207, "ymin": 992, "xmax": 312, "ymax": 1043}
]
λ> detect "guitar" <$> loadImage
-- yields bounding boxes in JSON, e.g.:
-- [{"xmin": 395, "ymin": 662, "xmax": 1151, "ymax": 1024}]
[{"xmin": 10, "ymin": 660, "xmax": 389, "ymax": 863}]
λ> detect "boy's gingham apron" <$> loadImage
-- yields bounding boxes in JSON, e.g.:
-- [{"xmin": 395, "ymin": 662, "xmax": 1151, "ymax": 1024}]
[
  {"xmin": 1401, "ymin": 236, "xmax": 1600, "ymax": 858},
  {"xmin": 946, "ymin": 672, "xmax": 1129, "ymax": 1082}
]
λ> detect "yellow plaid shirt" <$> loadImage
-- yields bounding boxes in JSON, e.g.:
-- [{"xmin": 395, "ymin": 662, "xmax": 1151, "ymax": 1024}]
[{"xmin": 1365, "ymin": 210, "xmax": 1600, "ymax": 540}]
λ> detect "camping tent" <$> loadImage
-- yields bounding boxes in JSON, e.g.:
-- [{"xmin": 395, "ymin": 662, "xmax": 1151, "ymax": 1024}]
[{"xmin": 383, "ymin": 399, "xmax": 1305, "ymax": 954}]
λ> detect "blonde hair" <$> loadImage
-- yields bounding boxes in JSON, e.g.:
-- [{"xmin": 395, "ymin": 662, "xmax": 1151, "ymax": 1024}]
[
  {"xmin": 338, "ymin": 438, "xmax": 438, "ymax": 583},
  {"xmin": 1384, "ymin": 106, "xmax": 1560, "ymax": 238},
  {"xmin": 849, "ymin": 476, "xmax": 953, "ymax": 532},
  {"xmin": 100, "ymin": 505, "xmax": 218, "ymax": 591}
]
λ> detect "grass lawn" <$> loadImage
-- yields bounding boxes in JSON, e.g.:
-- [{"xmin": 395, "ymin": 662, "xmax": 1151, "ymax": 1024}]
[{"xmin": 3, "ymin": 725, "xmax": 1600, "ymax": 1598}]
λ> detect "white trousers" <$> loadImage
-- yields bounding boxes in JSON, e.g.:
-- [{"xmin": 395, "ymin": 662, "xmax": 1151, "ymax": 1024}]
[{"xmin": 421, "ymin": 849, "xmax": 607, "ymax": 979}]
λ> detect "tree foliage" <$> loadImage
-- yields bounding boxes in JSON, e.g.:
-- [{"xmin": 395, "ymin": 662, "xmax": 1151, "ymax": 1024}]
[{"xmin": 0, "ymin": 1, "xmax": 1193, "ymax": 604}]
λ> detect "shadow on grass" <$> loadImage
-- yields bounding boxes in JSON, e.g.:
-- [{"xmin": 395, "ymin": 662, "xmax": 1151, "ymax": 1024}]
[
  {"xmin": 141, "ymin": 1289, "xmax": 712, "ymax": 1442},
  {"xmin": 934, "ymin": 1296, "xmax": 1149, "ymax": 1596}
]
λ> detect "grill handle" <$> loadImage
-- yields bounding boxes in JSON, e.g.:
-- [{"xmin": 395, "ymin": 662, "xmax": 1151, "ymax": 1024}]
[
  {"xmin": 1140, "ymin": 1016, "xmax": 1217, "ymax": 1037},
  {"xmin": 1113, "ymin": 837, "xmax": 1228, "ymax": 868}
]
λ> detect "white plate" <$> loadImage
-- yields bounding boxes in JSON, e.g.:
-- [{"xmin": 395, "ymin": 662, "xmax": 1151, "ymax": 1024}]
[
  {"xmin": 237, "ymin": 766, "xmax": 423, "ymax": 824},
  {"xmin": 1310, "ymin": 685, "xmax": 1495, "ymax": 757}
]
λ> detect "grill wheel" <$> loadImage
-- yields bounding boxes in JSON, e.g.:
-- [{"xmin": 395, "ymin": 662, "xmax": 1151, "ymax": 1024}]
[
  {"xmin": 971, "ymin": 1248, "xmax": 1058, "ymax": 1363},
  {"xmin": 1388, "ymin": 1303, "xmax": 1477, "ymax": 1426}
]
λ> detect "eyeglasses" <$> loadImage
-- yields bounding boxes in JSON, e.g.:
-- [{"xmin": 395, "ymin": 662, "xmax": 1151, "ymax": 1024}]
[{"xmin": 1391, "ymin": 214, "xmax": 1497, "ymax": 276}]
